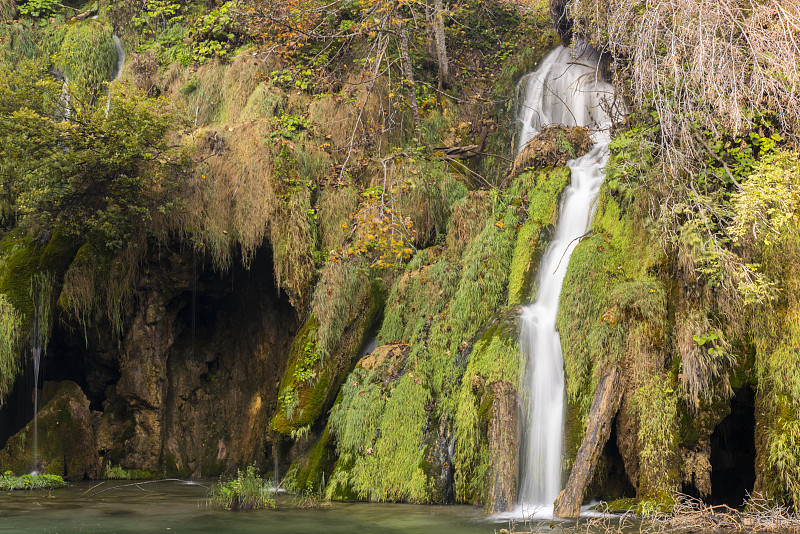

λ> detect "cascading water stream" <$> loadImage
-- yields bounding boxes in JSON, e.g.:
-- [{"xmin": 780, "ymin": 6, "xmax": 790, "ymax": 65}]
[
  {"xmin": 105, "ymin": 34, "xmax": 125, "ymax": 117},
  {"xmin": 514, "ymin": 45, "xmax": 620, "ymax": 517}
]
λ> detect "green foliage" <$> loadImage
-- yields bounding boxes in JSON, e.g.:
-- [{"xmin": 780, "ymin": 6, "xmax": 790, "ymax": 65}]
[
  {"xmin": 16, "ymin": 0, "xmax": 58, "ymax": 18},
  {"xmin": 56, "ymin": 21, "xmax": 117, "ymax": 98},
  {"xmin": 0, "ymin": 472, "xmax": 66, "ymax": 490},
  {"xmin": 207, "ymin": 465, "xmax": 275, "ymax": 510},
  {"xmin": 732, "ymin": 150, "xmax": 800, "ymax": 250},
  {"xmin": 132, "ymin": 0, "xmax": 184, "ymax": 38},
  {"xmin": 269, "ymin": 113, "xmax": 310, "ymax": 140},
  {"xmin": 328, "ymin": 371, "xmax": 431, "ymax": 503},
  {"xmin": 0, "ymin": 294, "xmax": 23, "ymax": 406},
  {"xmin": 0, "ymin": 65, "xmax": 187, "ymax": 248},
  {"xmin": 188, "ymin": 2, "xmax": 239, "ymax": 62}
]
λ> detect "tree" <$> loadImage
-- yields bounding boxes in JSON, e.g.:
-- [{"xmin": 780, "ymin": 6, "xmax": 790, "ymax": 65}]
[{"xmin": 0, "ymin": 61, "xmax": 187, "ymax": 248}]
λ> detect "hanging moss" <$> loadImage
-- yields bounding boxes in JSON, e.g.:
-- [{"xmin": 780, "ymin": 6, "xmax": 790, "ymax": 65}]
[
  {"xmin": 507, "ymin": 166, "xmax": 570, "ymax": 305},
  {"xmin": 328, "ymin": 368, "xmax": 432, "ymax": 503},
  {"xmin": 0, "ymin": 294, "xmax": 23, "ymax": 406},
  {"xmin": 378, "ymin": 251, "xmax": 460, "ymax": 346},
  {"xmin": 452, "ymin": 315, "xmax": 520, "ymax": 505},
  {"xmin": 57, "ymin": 21, "xmax": 116, "ymax": 98}
]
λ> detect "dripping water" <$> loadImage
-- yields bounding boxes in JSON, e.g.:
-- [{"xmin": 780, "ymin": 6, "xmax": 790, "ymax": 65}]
[{"xmin": 512, "ymin": 45, "xmax": 621, "ymax": 518}]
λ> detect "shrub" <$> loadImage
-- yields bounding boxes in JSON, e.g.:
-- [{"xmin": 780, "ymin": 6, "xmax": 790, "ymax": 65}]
[
  {"xmin": 207, "ymin": 465, "xmax": 275, "ymax": 510},
  {"xmin": 0, "ymin": 472, "xmax": 66, "ymax": 490}
]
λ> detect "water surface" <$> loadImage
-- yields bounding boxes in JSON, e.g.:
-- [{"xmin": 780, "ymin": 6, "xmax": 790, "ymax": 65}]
[{"xmin": 1, "ymin": 481, "xmax": 517, "ymax": 534}]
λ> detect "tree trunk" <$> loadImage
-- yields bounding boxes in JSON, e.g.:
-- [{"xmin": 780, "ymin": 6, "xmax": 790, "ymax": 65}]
[
  {"xmin": 425, "ymin": 0, "xmax": 437, "ymax": 62},
  {"xmin": 432, "ymin": 0, "xmax": 450, "ymax": 88},
  {"xmin": 397, "ymin": 21, "xmax": 420, "ymax": 130},
  {"xmin": 553, "ymin": 364, "xmax": 623, "ymax": 518}
]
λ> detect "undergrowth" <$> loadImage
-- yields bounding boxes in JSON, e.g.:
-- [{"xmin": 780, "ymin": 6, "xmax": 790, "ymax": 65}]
[
  {"xmin": 207, "ymin": 465, "xmax": 275, "ymax": 510},
  {"xmin": 0, "ymin": 472, "xmax": 66, "ymax": 490}
]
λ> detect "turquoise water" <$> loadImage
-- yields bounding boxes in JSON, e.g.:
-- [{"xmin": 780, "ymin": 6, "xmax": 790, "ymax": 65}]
[{"xmin": 0, "ymin": 481, "xmax": 517, "ymax": 534}]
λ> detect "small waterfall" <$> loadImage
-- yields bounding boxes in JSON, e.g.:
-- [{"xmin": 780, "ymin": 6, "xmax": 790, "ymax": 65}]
[
  {"xmin": 514, "ymin": 45, "xmax": 620, "ymax": 516},
  {"xmin": 105, "ymin": 35, "xmax": 125, "ymax": 117},
  {"xmin": 31, "ymin": 314, "xmax": 42, "ymax": 475},
  {"xmin": 29, "ymin": 274, "xmax": 53, "ymax": 475},
  {"xmin": 57, "ymin": 78, "xmax": 70, "ymax": 122}
]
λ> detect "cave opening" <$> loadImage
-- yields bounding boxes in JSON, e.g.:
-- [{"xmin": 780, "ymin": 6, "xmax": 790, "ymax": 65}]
[
  {"xmin": 710, "ymin": 385, "xmax": 756, "ymax": 507},
  {"xmin": 586, "ymin": 419, "xmax": 637, "ymax": 504}
]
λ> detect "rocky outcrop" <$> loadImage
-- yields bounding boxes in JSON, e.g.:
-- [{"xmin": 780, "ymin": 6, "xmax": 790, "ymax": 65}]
[
  {"xmin": 0, "ymin": 380, "xmax": 100, "ymax": 478},
  {"xmin": 105, "ymin": 248, "xmax": 298, "ymax": 477}
]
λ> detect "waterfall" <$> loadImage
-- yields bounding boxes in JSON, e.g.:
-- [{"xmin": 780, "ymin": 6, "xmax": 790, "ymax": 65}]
[
  {"xmin": 31, "ymin": 314, "xmax": 41, "ymax": 475},
  {"xmin": 515, "ymin": 45, "xmax": 619, "ymax": 516},
  {"xmin": 105, "ymin": 35, "xmax": 125, "ymax": 117}
]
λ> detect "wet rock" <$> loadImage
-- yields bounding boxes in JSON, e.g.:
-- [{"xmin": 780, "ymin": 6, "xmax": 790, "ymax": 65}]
[{"xmin": 0, "ymin": 380, "xmax": 100, "ymax": 478}]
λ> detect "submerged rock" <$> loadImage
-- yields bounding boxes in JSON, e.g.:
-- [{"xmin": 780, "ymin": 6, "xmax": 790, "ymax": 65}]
[{"xmin": 0, "ymin": 380, "xmax": 100, "ymax": 478}]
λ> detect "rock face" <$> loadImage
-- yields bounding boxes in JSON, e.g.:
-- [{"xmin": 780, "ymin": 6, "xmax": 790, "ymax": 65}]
[
  {"xmin": 0, "ymin": 380, "xmax": 100, "ymax": 478},
  {"xmin": 99, "ymin": 248, "xmax": 298, "ymax": 477},
  {"xmin": 0, "ymin": 247, "xmax": 299, "ymax": 479},
  {"xmin": 486, "ymin": 380, "xmax": 519, "ymax": 513}
]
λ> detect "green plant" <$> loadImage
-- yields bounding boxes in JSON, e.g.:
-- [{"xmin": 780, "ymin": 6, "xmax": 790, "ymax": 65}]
[
  {"xmin": 0, "ymin": 472, "xmax": 66, "ymax": 490},
  {"xmin": 207, "ymin": 465, "xmax": 275, "ymax": 510},
  {"xmin": 16, "ymin": 0, "xmax": 59, "ymax": 18},
  {"xmin": 269, "ymin": 114, "xmax": 310, "ymax": 140}
]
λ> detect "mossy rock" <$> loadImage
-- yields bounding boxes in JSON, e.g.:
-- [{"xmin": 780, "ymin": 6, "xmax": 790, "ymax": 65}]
[
  {"xmin": 285, "ymin": 426, "xmax": 336, "ymax": 493},
  {"xmin": 0, "ymin": 380, "xmax": 100, "ymax": 478},
  {"xmin": 511, "ymin": 126, "xmax": 592, "ymax": 177},
  {"xmin": 271, "ymin": 282, "xmax": 382, "ymax": 436}
]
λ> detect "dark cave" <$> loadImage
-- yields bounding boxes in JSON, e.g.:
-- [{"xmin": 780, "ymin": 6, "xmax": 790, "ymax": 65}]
[{"xmin": 710, "ymin": 385, "xmax": 756, "ymax": 507}]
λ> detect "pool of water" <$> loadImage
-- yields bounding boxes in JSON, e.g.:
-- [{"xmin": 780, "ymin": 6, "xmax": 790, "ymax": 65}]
[{"xmin": 0, "ymin": 481, "xmax": 524, "ymax": 534}]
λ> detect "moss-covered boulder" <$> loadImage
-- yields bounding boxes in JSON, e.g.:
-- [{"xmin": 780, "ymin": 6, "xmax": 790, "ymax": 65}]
[
  {"xmin": 0, "ymin": 380, "xmax": 100, "ymax": 478},
  {"xmin": 511, "ymin": 125, "xmax": 593, "ymax": 177}
]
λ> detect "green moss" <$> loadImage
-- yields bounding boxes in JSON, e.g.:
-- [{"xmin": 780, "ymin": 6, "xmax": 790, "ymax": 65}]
[
  {"xmin": 507, "ymin": 167, "xmax": 570, "ymax": 305},
  {"xmin": 285, "ymin": 426, "xmax": 335, "ymax": 493},
  {"xmin": 329, "ymin": 371, "xmax": 431, "ymax": 503},
  {"xmin": 378, "ymin": 252, "xmax": 460, "ymax": 345},
  {"xmin": 452, "ymin": 318, "xmax": 519, "ymax": 505},
  {"xmin": 272, "ymin": 277, "xmax": 382, "ymax": 436},
  {"xmin": 240, "ymin": 82, "xmax": 285, "ymax": 119},
  {"xmin": 507, "ymin": 221, "xmax": 542, "ymax": 306},
  {"xmin": 57, "ymin": 21, "xmax": 116, "ymax": 98}
]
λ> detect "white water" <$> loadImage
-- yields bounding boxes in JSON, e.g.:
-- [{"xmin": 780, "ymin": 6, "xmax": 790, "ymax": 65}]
[
  {"xmin": 513, "ymin": 45, "xmax": 620, "ymax": 519},
  {"xmin": 105, "ymin": 35, "xmax": 125, "ymax": 117}
]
